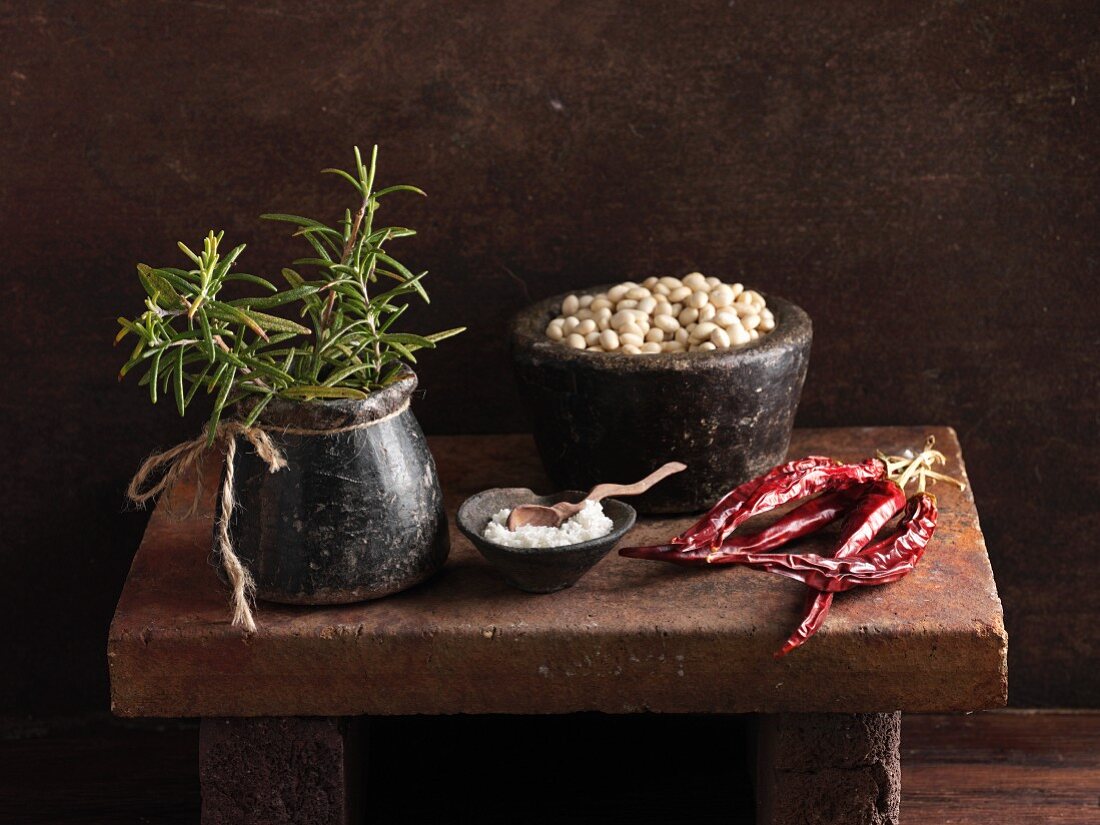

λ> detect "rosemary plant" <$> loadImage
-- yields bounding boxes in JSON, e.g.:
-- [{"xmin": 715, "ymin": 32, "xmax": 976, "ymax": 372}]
[{"xmin": 117, "ymin": 146, "xmax": 464, "ymax": 441}]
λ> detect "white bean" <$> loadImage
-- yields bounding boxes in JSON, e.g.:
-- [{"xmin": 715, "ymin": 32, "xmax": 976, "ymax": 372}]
[
  {"xmin": 626, "ymin": 286, "xmax": 651, "ymax": 301},
  {"xmin": 619, "ymin": 332, "xmax": 644, "ymax": 347},
  {"xmin": 585, "ymin": 330, "xmax": 601, "ymax": 345},
  {"xmin": 678, "ymin": 307, "xmax": 699, "ymax": 325},
  {"xmin": 652, "ymin": 283, "xmax": 670, "ymax": 296},
  {"xmin": 575, "ymin": 308, "xmax": 593, "ymax": 320},
  {"xmin": 620, "ymin": 322, "xmax": 644, "ymax": 337},
  {"xmin": 698, "ymin": 303, "xmax": 716, "ymax": 323},
  {"xmin": 563, "ymin": 317, "xmax": 580, "ymax": 334},
  {"xmin": 729, "ymin": 325, "xmax": 751, "ymax": 345},
  {"xmin": 710, "ymin": 327, "xmax": 731, "ymax": 348},
  {"xmin": 658, "ymin": 276, "xmax": 683, "ymax": 289},
  {"xmin": 616, "ymin": 298, "xmax": 639, "ymax": 310},
  {"xmin": 654, "ymin": 314, "xmax": 679, "ymax": 334},
  {"xmin": 566, "ymin": 333, "xmax": 586, "ymax": 349},
  {"xmin": 579, "ymin": 294, "xmax": 594, "ymax": 308},
  {"xmin": 683, "ymin": 272, "xmax": 709, "ymax": 291},
  {"xmin": 710, "ymin": 285, "xmax": 734, "ymax": 308},
  {"xmin": 642, "ymin": 276, "xmax": 659, "ymax": 289},
  {"xmin": 697, "ymin": 341, "xmax": 717, "ymax": 351},
  {"xmin": 645, "ymin": 328, "xmax": 664, "ymax": 343},
  {"xmin": 687, "ymin": 290, "xmax": 709, "ymax": 309},
  {"xmin": 546, "ymin": 323, "xmax": 564, "ymax": 341},
  {"xmin": 640, "ymin": 342, "xmax": 662, "ymax": 353},
  {"xmin": 607, "ymin": 285, "xmax": 629, "ymax": 302},
  {"xmin": 610, "ymin": 310, "xmax": 634, "ymax": 329},
  {"xmin": 730, "ymin": 283, "xmax": 744, "ymax": 299},
  {"xmin": 760, "ymin": 316, "xmax": 775, "ymax": 331},
  {"xmin": 562, "ymin": 294, "xmax": 580, "ymax": 315},
  {"xmin": 636, "ymin": 296, "xmax": 657, "ymax": 315},
  {"xmin": 662, "ymin": 340, "xmax": 686, "ymax": 353},
  {"xmin": 692, "ymin": 321, "xmax": 718, "ymax": 340},
  {"xmin": 590, "ymin": 297, "xmax": 613, "ymax": 311},
  {"xmin": 668, "ymin": 286, "xmax": 692, "ymax": 303},
  {"xmin": 675, "ymin": 327, "xmax": 690, "ymax": 345},
  {"xmin": 576, "ymin": 319, "xmax": 596, "ymax": 335},
  {"xmin": 742, "ymin": 314, "xmax": 761, "ymax": 331},
  {"xmin": 715, "ymin": 309, "xmax": 739, "ymax": 327},
  {"xmin": 749, "ymin": 329, "xmax": 760, "ymax": 340},
  {"xmin": 705, "ymin": 276, "xmax": 722, "ymax": 289},
  {"xmin": 600, "ymin": 329, "xmax": 620, "ymax": 351},
  {"xmin": 621, "ymin": 344, "xmax": 642, "ymax": 354}
]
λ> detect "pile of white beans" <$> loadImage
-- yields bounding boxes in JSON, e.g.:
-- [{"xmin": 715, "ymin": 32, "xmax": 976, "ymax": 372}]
[{"xmin": 545, "ymin": 273, "xmax": 775, "ymax": 354}]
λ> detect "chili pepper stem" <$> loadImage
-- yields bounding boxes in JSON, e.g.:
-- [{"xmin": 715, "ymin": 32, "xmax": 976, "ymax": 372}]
[{"xmin": 877, "ymin": 436, "xmax": 965, "ymax": 494}]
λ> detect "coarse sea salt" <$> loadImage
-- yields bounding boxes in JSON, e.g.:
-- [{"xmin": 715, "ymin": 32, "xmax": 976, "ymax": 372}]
[{"xmin": 482, "ymin": 500, "xmax": 614, "ymax": 548}]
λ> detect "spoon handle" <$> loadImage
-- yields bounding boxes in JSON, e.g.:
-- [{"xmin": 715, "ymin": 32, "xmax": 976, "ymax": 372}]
[{"xmin": 585, "ymin": 461, "xmax": 687, "ymax": 502}]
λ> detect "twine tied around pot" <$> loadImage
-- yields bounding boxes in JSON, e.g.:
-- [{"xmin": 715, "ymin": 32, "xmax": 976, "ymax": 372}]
[{"xmin": 126, "ymin": 399, "xmax": 411, "ymax": 632}]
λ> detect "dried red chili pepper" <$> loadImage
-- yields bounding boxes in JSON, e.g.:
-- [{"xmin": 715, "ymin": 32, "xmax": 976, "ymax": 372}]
[
  {"xmin": 674, "ymin": 457, "xmax": 885, "ymax": 551},
  {"xmin": 619, "ymin": 483, "xmax": 870, "ymax": 566},
  {"xmin": 776, "ymin": 479, "xmax": 906, "ymax": 657},
  {"xmin": 669, "ymin": 456, "xmax": 836, "ymax": 548},
  {"xmin": 696, "ymin": 492, "xmax": 937, "ymax": 592}
]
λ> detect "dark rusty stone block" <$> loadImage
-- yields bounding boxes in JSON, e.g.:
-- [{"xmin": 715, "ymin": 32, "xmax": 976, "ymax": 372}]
[
  {"xmin": 755, "ymin": 712, "xmax": 901, "ymax": 825},
  {"xmin": 109, "ymin": 427, "xmax": 1006, "ymax": 717},
  {"xmin": 199, "ymin": 717, "xmax": 357, "ymax": 825}
]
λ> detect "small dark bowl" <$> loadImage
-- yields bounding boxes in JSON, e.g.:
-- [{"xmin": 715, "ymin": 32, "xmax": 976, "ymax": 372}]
[{"xmin": 456, "ymin": 489, "xmax": 637, "ymax": 593}]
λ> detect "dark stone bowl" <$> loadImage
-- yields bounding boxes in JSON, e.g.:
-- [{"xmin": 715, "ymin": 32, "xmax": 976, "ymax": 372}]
[
  {"xmin": 456, "ymin": 489, "xmax": 637, "ymax": 593},
  {"xmin": 510, "ymin": 290, "xmax": 812, "ymax": 514}
]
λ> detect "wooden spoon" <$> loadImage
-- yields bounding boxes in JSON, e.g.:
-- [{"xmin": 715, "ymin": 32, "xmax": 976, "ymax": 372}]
[{"xmin": 506, "ymin": 462, "xmax": 687, "ymax": 531}]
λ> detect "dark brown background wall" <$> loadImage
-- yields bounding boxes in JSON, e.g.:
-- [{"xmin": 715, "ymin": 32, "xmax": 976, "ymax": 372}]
[{"xmin": 2, "ymin": 1, "xmax": 1096, "ymax": 713}]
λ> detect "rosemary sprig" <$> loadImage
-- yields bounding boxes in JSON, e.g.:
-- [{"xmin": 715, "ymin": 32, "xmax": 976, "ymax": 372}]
[{"xmin": 116, "ymin": 146, "xmax": 465, "ymax": 442}]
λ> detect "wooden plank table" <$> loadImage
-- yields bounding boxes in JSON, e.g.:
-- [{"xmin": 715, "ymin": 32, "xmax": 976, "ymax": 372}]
[{"xmin": 109, "ymin": 426, "xmax": 1006, "ymax": 825}]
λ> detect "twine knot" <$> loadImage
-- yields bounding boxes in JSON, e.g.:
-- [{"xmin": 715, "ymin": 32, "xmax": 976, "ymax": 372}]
[{"xmin": 127, "ymin": 422, "xmax": 289, "ymax": 633}]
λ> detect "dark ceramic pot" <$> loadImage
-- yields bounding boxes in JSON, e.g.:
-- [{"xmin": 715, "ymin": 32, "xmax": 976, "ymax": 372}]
[
  {"xmin": 510, "ymin": 291, "xmax": 812, "ymax": 515},
  {"xmin": 215, "ymin": 370, "xmax": 449, "ymax": 605},
  {"xmin": 456, "ymin": 488, "xmax": 636, "ymax": 593}
]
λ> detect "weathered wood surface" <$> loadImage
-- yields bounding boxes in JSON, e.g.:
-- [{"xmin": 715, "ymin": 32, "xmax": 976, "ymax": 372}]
[{"xmin": 108, "ymin": 426, "xmax": 1006, "ymax": 717}]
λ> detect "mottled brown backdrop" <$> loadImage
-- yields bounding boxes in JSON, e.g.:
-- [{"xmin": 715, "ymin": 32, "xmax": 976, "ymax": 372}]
[{"xmin": 1, "ymin": 0, "xmax": 1096, "ymax": 712}]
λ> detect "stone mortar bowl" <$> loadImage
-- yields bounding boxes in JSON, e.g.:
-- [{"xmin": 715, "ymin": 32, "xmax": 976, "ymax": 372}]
[
  {"xmin": 510, "ymin": 290, "xmax": 812, "ymax": 514},
  {"xmin": 457, "ymin": 488, "xmax": 636, "ymax": 593}
]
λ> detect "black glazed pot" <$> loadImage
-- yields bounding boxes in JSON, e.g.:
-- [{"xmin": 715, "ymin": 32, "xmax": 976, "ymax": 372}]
[
  {"xmin": 510, "ymin": 291, "xmax": 812, "ymax": 514},
  {"xmin": 215, "ymin": 370, "xmax": 449, "ymax": 604}
]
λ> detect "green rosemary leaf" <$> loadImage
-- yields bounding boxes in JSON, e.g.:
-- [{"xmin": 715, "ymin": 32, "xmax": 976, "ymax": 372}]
[
  {"xmin": 382, "ymin": 332, "xmax": 435, "ymax": 350},
  {"xmin": 207, "ymin": 366, "xmax": 237, "ymax": 443},
  {"xmin": 173, "ymin": 347, "xmax": 186, "ymax": 416},
  {"xmin": 137, "ymin": 264, "xmax": 188, "ymax": 311},
  {"xmin": 261, "ymin": 213, "xmax": 331, "ymax": 229},
  {"xmin": 177, "ymin": 242, "xmax": 202, "ymax": 265},
  {"xmin": 149, "ymin": 347, "xmax": 164, "ymax": 404},
  {"xmin": 242, "ymin": 392, "xmax": 275, "ymax": 427},
  {"xmin": 238, "ymin": 308, "xmax": 312, "ymax": 336},
  {"xmin": 228, "ymin": 284, "xmax": 320, "ymax": 309},
  {"xmin": 425, "ymin": 326, "xmax": 467, "ymax": 343},
  {"xmin": 384, "ymin": 339, "xmax": 417, "ymax": 363},
  {"xmin": 321, "ymin": 167, "xmax": 363, "ymax": 192},
  {"xmin": 279, "ymin": 385, "xmax": 370, "ymax": 400},
  {"xmin": 206, "ymin": 303, "xmax": 270, "ymax": 341},
  {"xmin": 222, "ymin": 273, "xmax": 278, "ymax": 291},
  {"xmin": 373, "ymin": 184, "xmax": 427, "ymax": 198}
]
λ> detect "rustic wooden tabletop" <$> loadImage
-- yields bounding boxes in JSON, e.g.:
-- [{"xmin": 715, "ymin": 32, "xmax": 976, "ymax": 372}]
[{"xmin": 109, "ymin": 426, "xmax": 1006, "ymax": 718}]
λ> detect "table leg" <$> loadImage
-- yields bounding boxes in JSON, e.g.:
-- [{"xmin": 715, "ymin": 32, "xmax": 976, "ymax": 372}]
[
  {"xmin": 199, "ymin": 716, "xmax": 360, "ymax": 825},
  {"xmin": 754, "ymin": 712, "xmax": 901, "ymax": 825}
]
